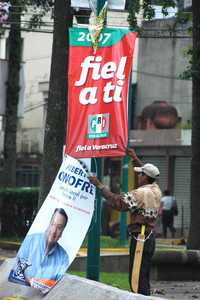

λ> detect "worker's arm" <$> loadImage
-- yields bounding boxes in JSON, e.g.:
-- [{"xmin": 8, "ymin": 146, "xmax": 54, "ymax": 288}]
[
  {"xmin": 126, "ymin": 148, "xmax": 143, "ymax": 167},
  {"xmin": 88, "ymin": 176, "xmax": 128, "ymax": 211}
]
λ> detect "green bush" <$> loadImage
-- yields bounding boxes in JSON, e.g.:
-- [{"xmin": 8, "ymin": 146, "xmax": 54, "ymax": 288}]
[{"xmin": 0, "ymin": 187, "xmax": 39, "ymax": 238}]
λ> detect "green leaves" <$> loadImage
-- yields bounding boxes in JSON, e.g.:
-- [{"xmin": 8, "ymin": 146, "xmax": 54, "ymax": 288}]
[
  {"xmin": 127, "ymin": 0, "xmax": 140, "ymax": 31},
  {"xmin": 127, "ymin": 0, "xmax": 177, "ymax": 31}
]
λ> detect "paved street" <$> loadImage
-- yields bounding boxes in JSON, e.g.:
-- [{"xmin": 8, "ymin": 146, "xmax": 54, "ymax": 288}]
[
  {"xmin": 151, "ymin": 281, "xmax": 200, "ymax": 299},
  {"xmin": 1, "ymin": 248, "xmax": 200, "ymax": 299}
]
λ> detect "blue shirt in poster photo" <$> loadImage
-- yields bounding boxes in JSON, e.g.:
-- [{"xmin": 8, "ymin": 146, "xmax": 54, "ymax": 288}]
[{"xmin": 9, "ymin": 208, "xmax": 69, "ymax": 286}]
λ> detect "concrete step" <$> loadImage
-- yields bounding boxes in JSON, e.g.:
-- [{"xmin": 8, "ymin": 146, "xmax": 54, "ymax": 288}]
[{"xmin": 0, "ymin": 259, "xmax": 165, "ymax": 300}]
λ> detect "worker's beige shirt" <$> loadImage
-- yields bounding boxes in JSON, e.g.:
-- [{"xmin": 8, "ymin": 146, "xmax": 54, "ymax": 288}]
[{"xmin": 101, "ymin": 182, "xmax": 162, "ymax": 233}]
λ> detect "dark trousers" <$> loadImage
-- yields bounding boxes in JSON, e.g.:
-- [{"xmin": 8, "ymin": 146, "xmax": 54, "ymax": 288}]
[
  {"xmin": 129, "ymin": 232, "xmax": 155, "ymax": 296},
  {"xmin": 162, "ymin": 210, "xmax": 175, "ymax": 238}
]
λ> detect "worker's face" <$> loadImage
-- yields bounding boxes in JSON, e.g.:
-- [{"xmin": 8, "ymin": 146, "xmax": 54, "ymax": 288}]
[
  {"xmin": 138, "ymin": 172, "xmax": 148, "ymax": 186},
  {"xmin": 47, "ymin": 212, "xmax": 66, "ymax": 245}
]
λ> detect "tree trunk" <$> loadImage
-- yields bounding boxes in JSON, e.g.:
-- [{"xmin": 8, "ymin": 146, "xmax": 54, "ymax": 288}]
[
  {"xmin": 2, "ymin": 0, "xmax": 22, "ymax": 187},
  {"xmin": 187, "ymin": 0, "xmax": 200, "ymax": 249},
  {"xmin": 38, "ymin": 0, "xmax": 72, "ymax": 208}
]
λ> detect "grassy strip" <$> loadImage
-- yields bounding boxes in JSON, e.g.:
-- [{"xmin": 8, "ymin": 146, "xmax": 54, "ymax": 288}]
[
  {"xmin": 0, "ymin": 235, "xmax": 186, "ymax": 252},
  {"xmin": 81, "ymin": 235, "xmax": 129, "ymax": 248},
  {"xmin": 68, "ymin": 271, "xmax": 130, "ymax": 291}
]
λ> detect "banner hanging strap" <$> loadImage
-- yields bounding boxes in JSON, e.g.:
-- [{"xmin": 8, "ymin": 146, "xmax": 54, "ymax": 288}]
[{"xmin": 131, "ymin": 224, "xmax": 146, "ymax": 293}]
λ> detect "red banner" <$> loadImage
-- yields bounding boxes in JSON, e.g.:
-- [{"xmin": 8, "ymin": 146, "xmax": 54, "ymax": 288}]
[{"xmin": 65, "ymin": 28, "xmax": 137, "ymax": 158}]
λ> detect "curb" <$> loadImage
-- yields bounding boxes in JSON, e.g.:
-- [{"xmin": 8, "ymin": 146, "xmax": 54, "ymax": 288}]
[
  {"xmin": 0, "ymin": 238, "xmax": 185, "ymax": 252},
  {"xmin": 0, "ymin": 241, "xmax": 20, "ymax": 251}
]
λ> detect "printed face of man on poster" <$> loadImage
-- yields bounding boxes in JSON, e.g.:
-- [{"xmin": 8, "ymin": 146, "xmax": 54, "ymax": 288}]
[
  {"xmin": 9, "ymin": 208, "xmax": 69, "ymax": 292},
  {"xmin": 46, "ymin": 208, "xmax": 68, "ymax": 255}
]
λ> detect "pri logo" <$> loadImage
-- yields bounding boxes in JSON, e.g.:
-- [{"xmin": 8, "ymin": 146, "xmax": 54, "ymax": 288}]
[{"xmin": 88, "ymin": 113, "xmax": 109, "ymax": 139}]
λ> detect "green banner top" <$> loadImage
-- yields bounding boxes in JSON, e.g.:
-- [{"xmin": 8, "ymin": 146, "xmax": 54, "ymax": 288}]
[{"xmin": 69, "ymin": 27, "xmax": 133, "ymax": 47}]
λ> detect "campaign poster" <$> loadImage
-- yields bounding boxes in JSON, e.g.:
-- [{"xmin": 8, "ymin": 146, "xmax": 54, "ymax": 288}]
[
  {"xmin": 8, "ymin": 156, "xmax": 95, "ymax": 294},
  {"xmin": 65, "ymin": 27, "xmax": 137, "ymax": 158}
]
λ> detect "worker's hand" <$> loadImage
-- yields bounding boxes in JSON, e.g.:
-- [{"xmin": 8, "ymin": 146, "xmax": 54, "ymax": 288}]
[
  {"xmin": 88, "ymin": 175, "xmax": 102, "ymax": 189},
  {"xmin": 126, "ymin": 147, "xmax": 138, "ymax": 160}
]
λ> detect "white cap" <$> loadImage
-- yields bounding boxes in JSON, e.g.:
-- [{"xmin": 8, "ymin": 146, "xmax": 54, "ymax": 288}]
[{"xmin": 134, "ymin": 163, "xmax": 160, "ymax": 179}]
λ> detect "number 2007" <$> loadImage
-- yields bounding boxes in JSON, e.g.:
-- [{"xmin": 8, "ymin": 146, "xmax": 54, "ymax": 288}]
[{"xmin": 77, "ymin": 32, "xmax": 111, "ymax": 44}]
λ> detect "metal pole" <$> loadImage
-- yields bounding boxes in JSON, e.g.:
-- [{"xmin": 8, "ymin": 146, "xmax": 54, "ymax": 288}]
[
  {"xmin": 120, "ymin": 157, "xmax": 128, "ymax": 245},
  {"xmin": 97, "ymin": 0, "xmax": 106, "ymax": 14},
  {"xmin": 86, "ymin": 0, "xmax": 106, "ymax": 281},
  {"xmin": 87, "ymin": 158, "xmax": 102, "ymax": 281},
  {"xmin": 119, "ymin": 2, "xmax": 140, "ymax": 244},
  {"xmin": 120, "ymin": 73, "xmax": 133, "ymax": 245}
]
